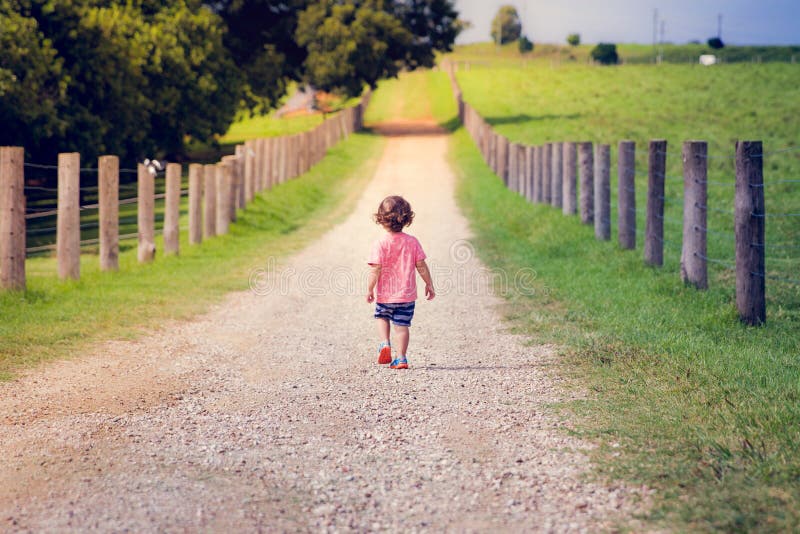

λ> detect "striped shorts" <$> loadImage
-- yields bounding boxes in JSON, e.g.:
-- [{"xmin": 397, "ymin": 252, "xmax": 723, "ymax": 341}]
[{"xmin": 374, "ymin": 301, "xmax": 416, "ymax": 327}]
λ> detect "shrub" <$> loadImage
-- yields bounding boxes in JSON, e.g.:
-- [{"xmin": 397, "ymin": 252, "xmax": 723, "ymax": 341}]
[
  {"xmin": 591, "ymin": 43, "xmax": 619, "ymax": 65},
  {"xmin": 567, "ymin": 33, "xmax": 580, "ymax": 46},
  {"xmin": 518, "ymin": 35, "xmax": 534, "ymax": 53}
]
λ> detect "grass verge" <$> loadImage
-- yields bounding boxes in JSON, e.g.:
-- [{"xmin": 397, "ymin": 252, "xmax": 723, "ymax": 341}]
[
  {"xmin": 449, "ymin": 126, "xmax": 800, "ymax": 531},
  {"xmin": 1, "ymin": 133, "xmax": 384, "ymax": 380}
]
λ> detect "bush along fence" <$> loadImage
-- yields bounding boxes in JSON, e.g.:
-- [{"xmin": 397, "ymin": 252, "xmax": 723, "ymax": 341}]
[
  {"xmin": 0, "ymin": 92, "xmax": 370, "ymax": 290},
  {"xmin": 446, "ymin": 67, "xmax": 799, "ymax": 327}
]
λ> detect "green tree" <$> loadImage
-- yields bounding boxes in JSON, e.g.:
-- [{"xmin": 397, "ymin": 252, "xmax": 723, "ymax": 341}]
[
  {"xmin": 296, "ymin": 1, "xmax": 412, "ymax": 96},
  {"xmin": 490, "ymin": 5, "xmax": 521, "ymax": 45},
  {"xmin": 1, "ymin": 0, "xmax": 239, "ymax": 163},
  {"xmin": 295, "ymin": 0, "xmax": 462, "ymax": 97},
  {"xmin": 591, "ymin": 42, "xmax": 619, "ymax": 65},
  {"xmin": 518, "ymin": 35, "xmax": 533, "ymax": 53},
  {"xmin": 0, "ymin": 5, "xmax": 67, "ymax": 156},
  {"xmin": 567, "ymin": 33, "xmax": 580, "ymax": 46},
  {"xmin": 146, "ymin": 3, "xmax": 241, "ymax": 158},
  {"xmin": 211, "ymin": 0, "xmax": 308, "ymax": 111},
  {"xmin": 707, "ymin": 37, "xmax": 725, "ymax": 49},
  {"xmin": 391, "ymin": 0, "xmax": 462, "ymax": 69}
]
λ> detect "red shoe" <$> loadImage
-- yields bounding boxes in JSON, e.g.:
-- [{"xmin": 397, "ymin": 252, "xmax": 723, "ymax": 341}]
[
  {"xmin": 378, "ymin": 342, "xmax": 392, "ymax": 364},
  {"xmin": 389, "ymin": 358, "xmax": 409, "ymax": 370}
]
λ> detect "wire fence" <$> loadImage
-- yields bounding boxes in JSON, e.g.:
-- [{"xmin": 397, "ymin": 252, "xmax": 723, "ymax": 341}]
[
  {"xmin": 0, "ymin": 91, "xmax": 371, "ymax": 290},
  {"xmin": 445, "ymin": 64, "xmax": 798, "ymax": 326}
]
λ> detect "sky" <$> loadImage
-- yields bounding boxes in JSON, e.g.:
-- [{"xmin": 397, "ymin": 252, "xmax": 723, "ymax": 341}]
[{"xmin": 453, "ymin": 0, "xmax": 800, "ymax": 46}]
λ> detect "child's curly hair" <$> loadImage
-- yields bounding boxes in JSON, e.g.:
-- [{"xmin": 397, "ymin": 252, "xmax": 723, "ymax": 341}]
[{"xmin": 373, "ymin": 195, "xmax": 414, "ymax": 232}]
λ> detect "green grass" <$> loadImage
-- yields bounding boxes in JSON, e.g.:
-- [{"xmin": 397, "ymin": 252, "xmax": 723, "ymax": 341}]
[
  {"xmin": 221, "ymin": 112, "xmax": 326, "ymax": 144},
  {"xmin": 365, "ymin": 70, "xmax": 459, "ymax": 128},
  {"xmin": 443, "ymin": 59, "xmax": 800, "ymax": 531},
  {"xmin": 2, "ymin": 133, "xmax": 384, "ymax": 379}
]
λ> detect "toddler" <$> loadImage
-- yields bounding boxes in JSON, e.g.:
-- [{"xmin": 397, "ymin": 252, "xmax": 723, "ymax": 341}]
[{"xmin": 367, "ymin": 196, "xmax": 435, "ymax": 369}]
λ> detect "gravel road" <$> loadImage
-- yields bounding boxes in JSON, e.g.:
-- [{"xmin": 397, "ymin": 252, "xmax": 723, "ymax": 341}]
[{"xmin": 0, "ymin": 122, "xmax": 648, "ymax": 532}]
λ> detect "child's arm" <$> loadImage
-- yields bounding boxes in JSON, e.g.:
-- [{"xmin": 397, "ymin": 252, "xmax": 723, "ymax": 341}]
[
  {"xmin": 415, "ymin": 260, "xmax": 436, "ymax": 300},
  {"xmin": 366, "ymin": 264, "xmax": 381, "ymax": 303}
]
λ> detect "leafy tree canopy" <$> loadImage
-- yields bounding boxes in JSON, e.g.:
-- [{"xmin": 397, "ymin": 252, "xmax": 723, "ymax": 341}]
[
  {"xmin": 708, "ymin": 37, "xmax": 725, "ymax": 49},
  {"xmin": 1, "ymin": 0, "xmax": 239, "ymax": 163},
  {"xmin": 591, "ymin": 42, "xmax": 619, "ymax": 65},
  {"xmin": 518, "ymin": 35, "xmax": 533, "ymax": 54},
  {"xmin": 567, "ymin": 33, "xmax": 580, "ymax": 46},
  {"xmin": 490, "ymin": 5, "xmax": 521, "ymax": 45},
  {"xmin": 1, "ymin": 0, "xmax": 463, "ymax": 162}
]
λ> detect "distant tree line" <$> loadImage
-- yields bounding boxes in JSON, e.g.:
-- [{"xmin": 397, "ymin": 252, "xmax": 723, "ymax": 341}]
[{"xmin": 0, "ymin": 0, "xmax": 463, "ymax": 163}]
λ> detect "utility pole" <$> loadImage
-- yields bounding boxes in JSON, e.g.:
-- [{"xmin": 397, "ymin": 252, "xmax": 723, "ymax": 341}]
[
  {"xmin": 659, "ymin": 19, "xmax": 666, "ymax": 64},
  {"xmin": 653, "ymin": 8, "xmax": 659, "ymax": 62},
  {"xmin": 718, "ymin": 13, "xmax": 723, "ymax": 39}
]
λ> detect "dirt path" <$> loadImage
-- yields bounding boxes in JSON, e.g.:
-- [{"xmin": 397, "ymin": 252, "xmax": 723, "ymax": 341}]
[{"xmin": 0, "ymin": 123, "xmax": 645, "ymax": 532}]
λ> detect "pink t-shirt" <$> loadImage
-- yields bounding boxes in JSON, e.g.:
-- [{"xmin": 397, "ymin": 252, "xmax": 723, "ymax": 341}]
[{"xmin": 368, "ymin": 232, "xmax": 427, "ymax": 303}]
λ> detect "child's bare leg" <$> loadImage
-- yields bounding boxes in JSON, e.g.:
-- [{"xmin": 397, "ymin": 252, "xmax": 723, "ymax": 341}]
[
  {"xmin": 376, "ymin": 318, "xmax": 390, "ymax": 343},
  {"xmin": 394, "ymin": 325, "xmax": 409, "ymax": 357}
]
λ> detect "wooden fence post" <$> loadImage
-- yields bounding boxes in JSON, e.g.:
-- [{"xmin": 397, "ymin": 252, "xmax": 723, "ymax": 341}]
[
  {"xmin": 644, "ymin": 140, "xmax": 667, "ymax": 266},
  {"xmin": 579, "ymin": 142, "xmax": 594, "ymax": 224},
  {"xmin": 137, "ymin": 163, "xmax": 156, "ymax": 263},
  {"xmin": 244, "ymin": 140, "xmax": 256, "ymax": 202},
  {"xmin": 224, "ymin": 155, "xmax": 237, "ymax": 223},
  {"xmin": 188, "ymin": 164, "xmax": 203, "ymax": 245},
  {"xmin": 519, "ymin": 145, "xmax": 528, "ymax": 199},
  {"xmin": 618, "ymin": 141, "xmax": 636, "ymax": 249},
  {"xmin": 543, "ymin": 143, "xmax": 552, "ymax": 203},
  {"xmin": 98, "ymin": 155, "xmax": 119, "ymax": 271},
  {"xmin": 252, "ymin": 138, "xmax": 262, "ymax": 193},
  {"xmin": 203, "ymin": 163, "xmax": 217, "ymax": 238},
  {"xmin": 551, "ymin": 142, "xmax": 563, "ymax": 208},
  {"xmin": 252, "ymin": 138, "xmax": 261, "ymax": 192},
  {"xmin": 287, "ymin": 135, "xmax": 296, "ymax": 179},
  {"xmin": 235, "ymin": 145, "xmax": 246, "ymax": 210},
  {"xmin": 534, "ymin": 145, "xmax": 543, "ymax": 203},
  {"xmin": 496, "ymin": 136, "xmax": 507, "ymax": 184},
  {"xmin": 279, "ymin": 136, "xmax": 288, "ymax": 183},
  {"xmin": 525, "ymin": 146, "xmax": 534, "ymax": 202},
  {"xmin": 735, "ymin": 141, "xmax": 766, "ymax": 325},
  {"xmin": 508, "ymin": 143, "xmax": 519, "ymax": 192},
  {"xmin": 594, "ymin": 144, "xmax": 611, "ymax": 241},
  {"xmin": 216, "ymin": 159, "xmax": 232, "ymax": 235},
  {"xmin": 563, "ymin": 142, "xmax": 577, "ymax": 215},
  {"xmin": 264, "ymin": 137, "xmax": 274, "ymax": 189},
  {"xmin": 681, "ymin": 141, "xmax": 708, "ymax": 289},
  {"xmin": 0, "ymin": 146, "xmax": 25, "ymax": 290},
  {"xmin": 57, "ymin": 152, "xmax": 81, "ymax": 279},
  {"xmin": 271, "ymin": 136, "xmax": 281, "ymax": 186},
  {"xmin": 297, "ymin": 134, "xmax": 305, "ymax": 176},
  {"xmin": 488, "ymin": 132, "xmax": 497, "ymax": 173},
  {"xmin": 164, "ymin": 162, "xmax": 181, "ymax": 255}
]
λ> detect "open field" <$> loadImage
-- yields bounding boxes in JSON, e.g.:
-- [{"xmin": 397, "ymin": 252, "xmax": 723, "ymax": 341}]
[
  {"xmin": 440, "ymin": 56, "xmax": 800, "ymax": 530},
  {"xmin": 455, "ymin": 62, "xmax": 800, "ymax": 305},
  {"xmin": 2, "ymin": 133, "xmax": 383, "ymax": 379},
  {"xmin": 446, "ymin": 41, "xmax": 800, "ymax": 66}
]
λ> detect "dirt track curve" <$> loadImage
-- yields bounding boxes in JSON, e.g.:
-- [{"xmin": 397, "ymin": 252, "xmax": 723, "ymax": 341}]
[{"xmin": 0, "ymin": 121, "xmax": 647, "ymax": 532}]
